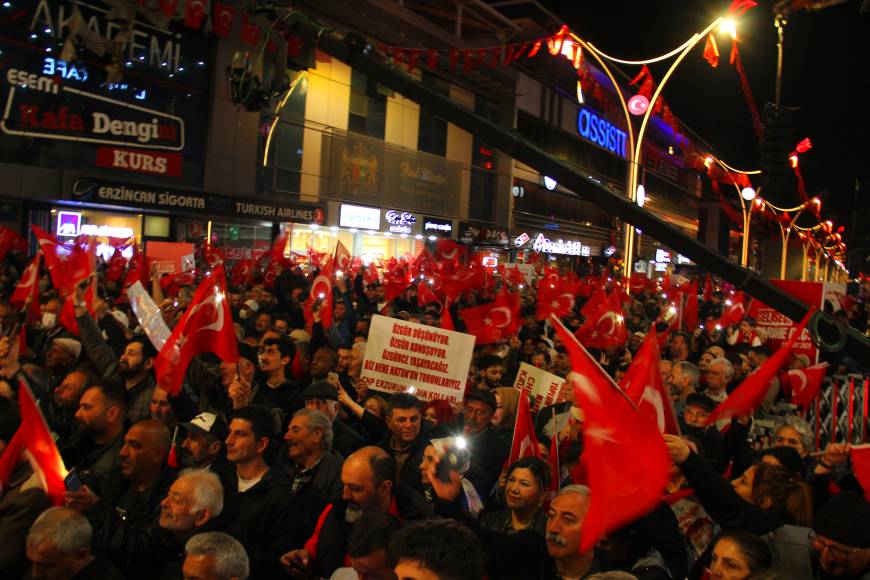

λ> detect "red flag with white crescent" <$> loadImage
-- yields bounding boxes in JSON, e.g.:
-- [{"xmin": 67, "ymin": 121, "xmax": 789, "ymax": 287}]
[
  {"xmin": 574, "ymin": 292, "xmax": 627, "ymax": 350},
  {"xmin": 506, "ymin": 388, "xmax": 539, "ymax": 467},
  {"xmin": 458, "ymin": 287, "xmax": 520, "ymax": 345},
  {"xmin": 620, "ymin": 330, "xmax": 680, "ymax": 435},
  {"xmin": 786, "ymin": 363, "xmax": 829, "ymax": 408},
  {"xmin": 11, "ymin": 252, "xmax": 42, "ymax": 323},
  {"xmin": 304, "ymin": 258, "xmax": 334, "ymax": 329},
  {"xmin": 212, "ymin": 2, "xmax": 235, "ymax": 37},
  {"xmin": 154, "ymin": 265, "xmax": 238, "ymax": 396}
]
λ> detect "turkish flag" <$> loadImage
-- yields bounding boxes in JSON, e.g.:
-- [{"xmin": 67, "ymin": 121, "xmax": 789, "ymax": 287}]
[
  {"xmin": 230, "ymin": 259, "xmax": 253, "ymax": 288},
  {"xmin": 433, "ymin": 239, "xmax": 463, "ymax": 269},
  {"xmin": 577, "ymin": 275, "xmax": 601, "ymax": 299},
  {"xmin": 212, "ymin": 2, "xmax": 235, "ymax": 37},
  {"xmin": 703, "ymin": 33, "xmax": 720, "ymax": 68},
  {"xmin": 333, "ymin": 240, "xmax": 352, "ymax": 274},
  {"xmin": 506, "ymin": 388, "xmax": 539, "ymax": 467},
  {"xmin": 707, "ymin": 310, "xmax": 811, "ymax": 425},
  {"xmin": 264, "ymin": 230, "xmax": 291, "ymax": 289},
  {"xmin": 459, "ymin": 287, "xmax": 520, "ymax": 345},
  {"xmin": 719, "ymin": 291, "xmax": 748, "ymax": 327},
  {"xmin": 183, "ymin": 0, "xmax": 206, "ymax": 28},
  {"xmin": 160, "ymin": 0, "xmax": 179, "ymax": 18},
  {"xmin": 620, "ymin": 330, "xmax": 680, "ymax": 435},
  {"xmin": 786, "ymin": 363, "xmax": 829, "ymax": 408},
  {"xmin": 160, "ymin": 271, "xmax": 197, "ymax": 297},
  {"xmin": 203, "ymin": 242, "xmax": 224, "ymax": 268},
  {"xmin": 682, "ymin": 279, "xmax": 700, "ymax": 331},
  {"xmin": 441, "ymin": 307, "xmax": 455, "ymax": 331},
  {"xmin": 0, "ymin": 383, "xmax": 68, "ymax": 505},
  {"xmin": 436, "ymin": 264, "xmax": 485, "ymax": 303},
  {"xmin": 382, "ymin": 261, "xmax": 413, "ymax": 303},
  {"xmin": 241, "ymin": 13, "xmax": 260, "ymax": 47},
  {"xmin": 580, "ymin": 287, "xmax": 608, "ymax": 319},
  {"xmin": 417, "ymin": 281, "xmax": 441, "ymax": 308},
  {"xmin": 547, "ymin": 433, "xmax": 561, "ymax": 493},
  {"xmin": 304, "ymin": 258, "xmax": 335, "ymax": 329},
  {"xmin": 536, "ymin": 269, "xmax": 577, "ymax": 321},
  {"xmin": 575, "ymin": 292, "xmax": 627, "ymax": 350},
  {"xmin": 11, "ymin": 252, "xmax": 42, "ymax": 324},
  {"xmin": 122, "ymin": 246, "xmax": 146, "ymax": 295},
  {"xmin": 629, "ymin": 273, "xmax": 652, "ymax": 294},
  {"xmin": 552, "ymin": 315, "xmax": 670, "ymax": 553},
  {"xmin": 850, "ymin": 445, "xmax": 870, "ymax": 502},
  {"xmin": 703, "ymin": 274, "xmax": 713, "ymax": 303},
  {"xmin": 32, "ymin": 226, "xmax": 95, "ymax": 335},
  {"xmin": 0, "ymin": 227, "xmax": 27, "ymax": 261},
  {"xmin": 106, "ymin": 248, "xmax": 127, "ymax": 283},
  {"xmin": 504, "ymin": 265, "xmax": 527, "ymax": 288},
  {"xmin": 154, "ymin": 265, "xmax": 238, "ymax": 397}
]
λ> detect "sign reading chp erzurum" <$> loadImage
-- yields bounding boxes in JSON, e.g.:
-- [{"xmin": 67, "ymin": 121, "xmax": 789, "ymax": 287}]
[
  {"xmin": 513, "ymin": 362, "xmax": 569, "ymax": 413},
  {"xmin": 360, "ymin": 315, "xmax": 475, "ymax": 403}
]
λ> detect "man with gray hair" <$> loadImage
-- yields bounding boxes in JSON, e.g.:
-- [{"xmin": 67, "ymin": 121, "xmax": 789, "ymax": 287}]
[
  {"xmin": 25, "ymin": 506, "xmax": 123, "ymax": 579},
  {"xmin": 667, "ymin": 361, "xmax": 700, "ymax": 402},
  {"xmin": 281, "ymin": 408, "xmax": 344, "ymax": 537},
  {"xmin": 702, "ymin": 357, "xmax": 733, "ymax": 404},
  {"xmin": 183, "ymin": 532, "xmax": 249, "ymax": 580}
]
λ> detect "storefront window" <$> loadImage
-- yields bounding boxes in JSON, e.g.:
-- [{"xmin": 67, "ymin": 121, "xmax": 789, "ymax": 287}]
[
  {"xmin": 51, "ymin": 208, "xmax": 141, "ymax": 260},
  {"xmin": 182, "ymin": 221, "xmax": 273, "ymax": 263},
  {"xmin": 291, "ymin": 226, "xmax": 416, "ymax": 265}
]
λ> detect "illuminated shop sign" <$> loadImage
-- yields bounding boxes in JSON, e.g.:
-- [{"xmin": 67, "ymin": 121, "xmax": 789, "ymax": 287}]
[
  {"xmin": 532, "ymin": 233, "xmax": 590, "ymax": 256},
  {"xmin": 423, "ymin": 217, "xmax": 453, "ymax": 235},
  {"xmin": 384, "ymin": 210, "xmax": 416, "ymax": 234},
  {"xmin": 576, "ymin": 107, "xmax": 627, "ymax": 158},
  {"xmin": 56, "ymin": 211, "xmax": 133, "ymax": 238},
  {"xmin": 340, "ymin": 204, "xmax": 380, "ymax": 230}
]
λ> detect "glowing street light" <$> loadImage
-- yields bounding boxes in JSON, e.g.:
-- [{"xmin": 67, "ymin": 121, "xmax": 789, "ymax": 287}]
[{"xmin": 741, "ymin": 187, "xmax": 756, "ymax": 201}]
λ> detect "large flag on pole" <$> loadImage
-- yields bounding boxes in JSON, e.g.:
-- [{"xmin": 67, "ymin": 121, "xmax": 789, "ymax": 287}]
[
  {"xmin": 506, "ymin": 388, "xmax": 539, "ymax": 467},
  {"xmin": 551, "ymin": 315, "xmax": 670, "ymax": 554},
  {"xmin": 620, "ymin": 329, "xmax": 680, "ymax": 435},
  {"xmin": 154, "ymin": 265, "xmax": 238, "ymax": 396}
]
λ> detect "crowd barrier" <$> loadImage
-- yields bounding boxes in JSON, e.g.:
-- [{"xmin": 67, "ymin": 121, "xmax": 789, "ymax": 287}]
[{"xmin": 809, "ymin": 374, "xmax": 870, "ymax": 450}]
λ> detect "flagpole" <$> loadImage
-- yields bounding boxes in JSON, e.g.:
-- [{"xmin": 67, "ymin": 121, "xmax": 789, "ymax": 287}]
[{"xmin": 551, "ymin": 405, "xmax": 560, "ymax": 491}]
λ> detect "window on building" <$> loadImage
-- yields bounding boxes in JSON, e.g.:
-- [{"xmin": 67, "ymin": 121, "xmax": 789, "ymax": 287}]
[
  {"xmin": 417, "ymin": 70, "xmax": 448, "ymax": 156},
  {"xmin": 348, "ymin": 69, "xmax": 386, "ymax": 140},
  {"xmin": 469, "ymin": 97, "xmax": 498, "ymax": 221},
  {"xmin": 263, "ymin": 71, "xmax": 308, "ymax": 196}
]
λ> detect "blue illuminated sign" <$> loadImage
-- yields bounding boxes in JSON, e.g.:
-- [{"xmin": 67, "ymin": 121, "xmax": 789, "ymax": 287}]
[{"xmin": 576, "ymin": 108, "xmax": 627, "ymax": 158}]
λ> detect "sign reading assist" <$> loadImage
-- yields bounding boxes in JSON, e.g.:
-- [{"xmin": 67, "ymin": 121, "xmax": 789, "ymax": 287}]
[{"xmin": 577, "ymin": 108, "xmax": 627, "ymax": 158}]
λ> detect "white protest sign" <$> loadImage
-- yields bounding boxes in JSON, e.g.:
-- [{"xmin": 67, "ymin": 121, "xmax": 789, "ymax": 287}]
[
  {"xmin": 360, "ymin": 314, "xmax": 475, "ymax": 403},
  {"xmin": 513, "ymin": 362, "xmax": 569, "ymax": 412},
  {"xmin": 127, "ymin": 280, "xmax": 171, "ymax": 350}
]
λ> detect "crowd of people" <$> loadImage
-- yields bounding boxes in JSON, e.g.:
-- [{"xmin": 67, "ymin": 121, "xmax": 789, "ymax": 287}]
[{"xmin": 0, "ymin": 237, "xmax": 869, "ymax": 580}]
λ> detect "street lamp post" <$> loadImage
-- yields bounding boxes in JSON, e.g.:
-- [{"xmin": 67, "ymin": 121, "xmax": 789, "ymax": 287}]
[{"xmin": 763, "ymin": 197, "xmax": 821, "ymax": 280}]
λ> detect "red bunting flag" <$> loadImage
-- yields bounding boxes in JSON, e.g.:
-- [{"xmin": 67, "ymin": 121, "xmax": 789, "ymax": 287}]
[
  {"xmin": 212, "ymin": 3, "xmax": 235, "ymax": 37},
  {"xmin": 154, "ymin": 265, "xmax": 238, "ymax": 397},
  {"xmin": 620, "ymin": 330, "xmax": 680, "ymax": 435},
  {"xmin": 506, "ymin": 388, "xmax": 539, "ymax": 467},
  {"xmin": 707, "ymin": 310, "xmax": 811, "ymax": 425},
  {"xmin": 786, "ymin": 363, "xmax": 829, "ymax": 408},
  {"xmin": 703, "ymin": 34, "xmax": 720, "ymax": 68},
  {"xmin": 552, "ymin": 315, "xmax": 670, "ymax": 554},
  {"xmin": 160, "ymin": 0, "xmax": 179, "ymax": 19},
  {"xmin": 183, "ymin": 0, "xmax": 207, "ymax": 28},
  {"xmin": 241, "ymin": 13, "xmax": 260, "ymax": 46},
  {"xmin": 459, "ymin": 287, "xmax": 520, "ymax": 345}
]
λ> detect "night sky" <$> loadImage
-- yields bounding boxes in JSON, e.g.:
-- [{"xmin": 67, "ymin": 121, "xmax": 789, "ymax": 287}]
[{"xmin": 539, "ymin": 0, "xmax": 870, "ymax": 230}]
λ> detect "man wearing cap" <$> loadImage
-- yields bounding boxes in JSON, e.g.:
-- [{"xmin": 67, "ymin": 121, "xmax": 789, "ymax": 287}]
[
  {"xmin": 678, "ymin": 393, "xmax": 728, "ymax": 474},
  {"xmin": 44, "ymin": 337, "xmax": 82, "ymax": 389},
  {"xmin": 462, "ymin": 389, "xmax": 510, "ymax": 491},
  {"xmin": 303, "ymin": 381, "xmax": 365, "ymax": 459},
  {"xmin": 180, "ymin": 412, "xmax": 234, "ymax": 498}
]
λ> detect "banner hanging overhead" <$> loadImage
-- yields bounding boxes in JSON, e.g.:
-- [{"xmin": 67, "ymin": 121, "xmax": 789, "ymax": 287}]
[{"xmin": 360, "ymin": 314, "xmax": 475, "ymax": 403}]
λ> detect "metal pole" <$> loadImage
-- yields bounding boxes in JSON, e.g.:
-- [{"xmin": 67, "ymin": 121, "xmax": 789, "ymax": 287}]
[{"xmin": 775, "ymin": 14, "xmax": 786, "ymax": 107}]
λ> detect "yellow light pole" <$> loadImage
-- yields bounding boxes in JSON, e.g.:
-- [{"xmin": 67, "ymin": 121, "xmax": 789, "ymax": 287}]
[
  {"xmin": 575, "ymin": 15, "xmax": 728, "ymax": 281},
  {"xmin": 757, "ymin": 197, "xmax": 821, "ymax": 280}
]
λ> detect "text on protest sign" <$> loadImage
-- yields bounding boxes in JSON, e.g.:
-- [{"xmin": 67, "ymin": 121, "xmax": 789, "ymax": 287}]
[
  {"xmin": 514, "ymin": 362, "xmax": 569, "ymax": 413},
  {"xmin": 360, "ymin": 315, "xmax": 475, "ymax": 402}
]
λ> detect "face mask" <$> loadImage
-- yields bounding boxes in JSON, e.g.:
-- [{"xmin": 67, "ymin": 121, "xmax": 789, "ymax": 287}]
[{"xmin": 41, "ymin": 312, "xmax": 57, "ymax": 329}]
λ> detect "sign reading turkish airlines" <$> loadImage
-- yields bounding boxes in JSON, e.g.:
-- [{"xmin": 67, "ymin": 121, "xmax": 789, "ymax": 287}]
[
  {"xmin": 359, "ymin": 315, "xmax": 475, "ymax": 403},
  {"xmin": 95, "ymin": 147, "xmax": 183, "ymax": 177}
]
